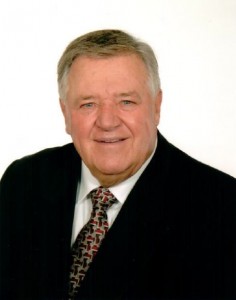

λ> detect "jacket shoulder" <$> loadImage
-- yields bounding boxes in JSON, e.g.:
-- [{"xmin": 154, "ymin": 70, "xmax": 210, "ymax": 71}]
[
  {"xmin": 0, "ymin": 143, "xmax": 80, "ymax": 197},
  {"xmin": 157, "ymin": 133, "xmax": 236, "ymax": 194},
  {"xmin": 159, "ymin": 133, "xmax": 234, "ymax": 175}
]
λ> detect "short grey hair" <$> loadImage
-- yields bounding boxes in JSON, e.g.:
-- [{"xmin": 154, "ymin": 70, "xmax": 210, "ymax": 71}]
[{"xmin": 57, "ymin": 29, "xmax": 161, "ymax": 100}]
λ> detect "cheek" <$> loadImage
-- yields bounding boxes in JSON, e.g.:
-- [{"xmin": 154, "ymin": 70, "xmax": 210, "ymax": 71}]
[
  {"xmin": 64, "ymin": 110, "xmax": 77, "ymax": 135},
  {"xmin": 70, "ymin": 115, "xmax": 91, "ymax": 140},
  {"xmin": 137, "ymin": 106, "xmax": 158, "ymax": 130}
]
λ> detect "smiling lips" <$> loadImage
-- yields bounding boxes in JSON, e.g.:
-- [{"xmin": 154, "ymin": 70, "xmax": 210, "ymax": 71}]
[{"xmin": 95, "ymin": 138, "xmax": 127, "ymax": 143}]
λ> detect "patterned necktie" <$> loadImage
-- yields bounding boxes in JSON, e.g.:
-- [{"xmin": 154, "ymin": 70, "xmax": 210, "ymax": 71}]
[{"xmin": 68, "ymin": 186, "xmax": 117, "ymax": 299}]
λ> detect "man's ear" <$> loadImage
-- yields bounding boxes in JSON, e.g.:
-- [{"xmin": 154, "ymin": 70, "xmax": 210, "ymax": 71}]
[
  {"xmin": 60, "ymin": 98, "xmax": 66, "ymax": 116},
  {"xmin": 59, "ymin": 99, "xmax": 71, "ymax": 134},
  {"xmin": 154, "ymin": 90, "xmax": 162, "ymax": 126}
]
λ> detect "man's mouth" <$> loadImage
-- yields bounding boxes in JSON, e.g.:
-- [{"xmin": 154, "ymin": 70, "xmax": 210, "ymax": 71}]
[{"xmin": 96, "ymin": 138, "xmax": 126, "ymax": 143}]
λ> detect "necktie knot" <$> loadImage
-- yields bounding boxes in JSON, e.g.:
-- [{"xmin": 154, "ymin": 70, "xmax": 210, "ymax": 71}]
[{"xmin": 90, "ymin": 186, "xmax": 117, "ymax": 212}]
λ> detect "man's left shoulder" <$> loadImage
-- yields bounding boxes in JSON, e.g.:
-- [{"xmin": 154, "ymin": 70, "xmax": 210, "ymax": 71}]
[{"xmin": 158, "ymin": 133, "xmax": 236, "ymax": 192}]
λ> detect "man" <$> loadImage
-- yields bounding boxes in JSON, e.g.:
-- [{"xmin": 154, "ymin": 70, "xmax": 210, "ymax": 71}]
[{"xmin": 0, "ymin": 29, "xmax": 235, "ymax": 300}]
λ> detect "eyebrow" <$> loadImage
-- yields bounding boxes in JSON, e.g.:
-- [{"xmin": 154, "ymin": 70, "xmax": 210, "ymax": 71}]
[
  {"xmin": 115, "ymin": 91, "xmax": 140, "ymax": 98},
  {"xmin": 76, "ymin": 91, "xmax": 141, "ymax": 101},
  {"xmin": 78, "ymin": 95, "xmax": 95, "ymax": 101}
]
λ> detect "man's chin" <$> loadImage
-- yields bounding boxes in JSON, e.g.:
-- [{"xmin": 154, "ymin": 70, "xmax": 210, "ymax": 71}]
[{"xmin": 91, "ymin": 165, "xmax": 134, "ymax": 187}]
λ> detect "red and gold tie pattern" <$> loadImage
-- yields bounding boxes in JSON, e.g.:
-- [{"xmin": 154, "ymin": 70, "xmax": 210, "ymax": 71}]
[{"xmin": 68, "ymin": 186, "xmax": 117, "ymax": 299}]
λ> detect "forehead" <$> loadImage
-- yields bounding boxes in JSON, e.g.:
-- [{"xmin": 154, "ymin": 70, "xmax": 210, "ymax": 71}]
[
  {"xmin": 67, "ymin": 55, "xmax": 150, "ymax": 98},
  {"xmin": 69, "ymin": 53, "xmax": 148, "ymax": 77}
]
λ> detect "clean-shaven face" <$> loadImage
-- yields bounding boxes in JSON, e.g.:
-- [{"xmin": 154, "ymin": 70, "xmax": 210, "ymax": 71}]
[{"xmin": 60, "ymin": 54, "xmax": 162, "ymax": 187}]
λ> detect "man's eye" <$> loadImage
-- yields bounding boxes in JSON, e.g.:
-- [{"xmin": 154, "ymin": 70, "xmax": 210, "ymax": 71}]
[
  {"xmin": 121, "ymin": 100, "xmax": 133, "ymax": 105},
  {"xmin": 120, "ymin": 99, "xmax": 137, "ymax": 110},
  {"xmin": 81, "ymin": 102, "xmax": 95, "ymax": 108}
]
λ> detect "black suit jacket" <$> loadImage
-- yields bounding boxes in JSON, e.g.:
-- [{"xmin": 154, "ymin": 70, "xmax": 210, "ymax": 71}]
[{"xmin": 1, "ymin": 133, "xmax": 236, "ymax": 300}]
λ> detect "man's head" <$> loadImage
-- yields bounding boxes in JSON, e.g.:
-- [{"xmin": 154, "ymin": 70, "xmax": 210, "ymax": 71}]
[
  {"xmin": 58, "ymin": 29, "xmax": 162, "ymax": 187},
  {"xmin": 58, "ymin": 29, "xmax": 161, "ymax": 101}
]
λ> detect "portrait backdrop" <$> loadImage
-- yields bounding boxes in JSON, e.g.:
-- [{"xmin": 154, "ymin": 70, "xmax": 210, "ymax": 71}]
[{"xmin": 0, "ymin": 0, "xmax": 235, "ymax": 178}]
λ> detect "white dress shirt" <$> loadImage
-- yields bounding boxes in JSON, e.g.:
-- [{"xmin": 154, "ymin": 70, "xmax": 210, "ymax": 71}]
[{"xmin": 71, "ymin": 140, "xmax": 157, "ymax": 244}]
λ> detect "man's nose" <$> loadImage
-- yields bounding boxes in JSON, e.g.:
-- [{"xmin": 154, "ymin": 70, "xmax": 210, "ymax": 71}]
[{"xmin": 96, "ymin": 103, "xmax": 121, "ymax": 130}]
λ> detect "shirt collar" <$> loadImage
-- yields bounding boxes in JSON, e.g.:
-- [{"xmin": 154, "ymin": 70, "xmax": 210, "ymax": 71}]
[{"xmin": 77, "ymin": 137, "xmax": 157, "ymax": 204}]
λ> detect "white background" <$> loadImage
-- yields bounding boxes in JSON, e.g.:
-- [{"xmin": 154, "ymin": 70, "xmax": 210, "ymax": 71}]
[{"xmin": 0, "ymin": 0, "xmax": 236, "ymax": 178}]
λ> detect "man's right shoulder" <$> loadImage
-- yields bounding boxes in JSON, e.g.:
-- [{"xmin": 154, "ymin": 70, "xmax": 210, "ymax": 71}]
[{"xmin": 1, "ymin": 143, "xmax": 80, "ymax": 183}]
